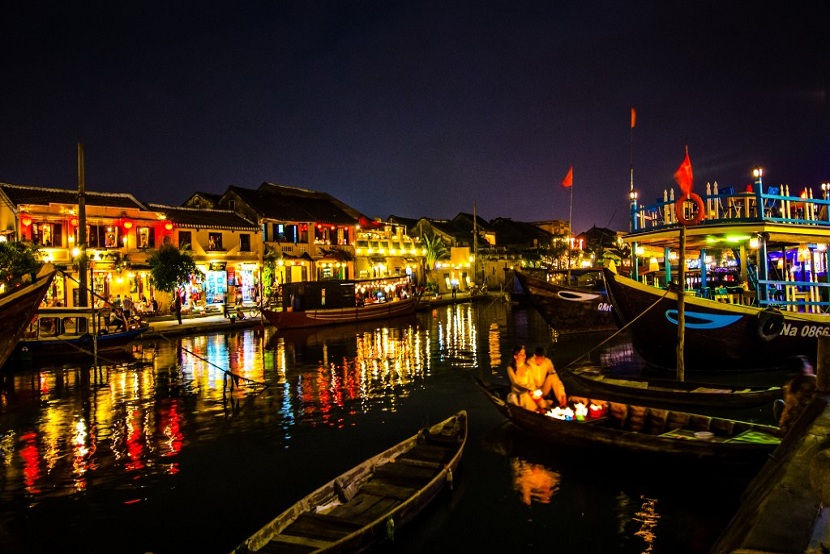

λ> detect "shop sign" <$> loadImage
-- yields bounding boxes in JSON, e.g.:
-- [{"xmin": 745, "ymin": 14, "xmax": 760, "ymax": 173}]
[{"xmin": 209, "ymin": 262, "xmax": 226, "ymax": 271}]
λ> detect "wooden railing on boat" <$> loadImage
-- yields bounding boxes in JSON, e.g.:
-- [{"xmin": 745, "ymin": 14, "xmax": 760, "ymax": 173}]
[{"xmin": 628, "ymin": 182, "xmax": 830, "ymax": 314}]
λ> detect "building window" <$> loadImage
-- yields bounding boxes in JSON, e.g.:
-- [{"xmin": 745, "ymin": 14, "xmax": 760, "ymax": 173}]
[
  {"xmin": 208, "ymin": 232, "xmax": 223, "ymax": 251},
  {"xmin": 33, "ymin": 222, "xmax": 62, "ymax": 247},
  {"xmin": 240, "ymin": 234, "xmax": 250, "ymax": 252},
  {"xmin": 178, "ymin": 231, "xmax": 192, "ymax": 250},
  {"xmin": 137, "ymin": 227, "xmax": 155, "ymax": 248}
]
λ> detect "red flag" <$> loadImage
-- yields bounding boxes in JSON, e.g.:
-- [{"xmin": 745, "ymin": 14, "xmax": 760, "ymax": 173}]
[
  {"xmin": 674, "ymin": 148, "xmax": 693, "ymax": 195},
  {"xmin": 630, "ymin": 107, "xmax": 637, "ymax": 129},
  {"xmin": 561, "ymin": 165, "xmax": 573, "ymax": 188}
]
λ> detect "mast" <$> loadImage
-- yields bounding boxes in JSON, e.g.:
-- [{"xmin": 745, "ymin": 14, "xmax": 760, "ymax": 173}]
[
  {"xmin": 77, "ymin": 142, "xmax": 88, "ymax": 307},
  {"xmin": 473, "ymin": 202, "xmax": 479, "ymax": 284}
]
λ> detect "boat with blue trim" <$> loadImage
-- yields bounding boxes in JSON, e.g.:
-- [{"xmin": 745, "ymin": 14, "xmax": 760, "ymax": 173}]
[{"xmin": 607, "ymin": 180, "xmax": 830, "ymax": 371}]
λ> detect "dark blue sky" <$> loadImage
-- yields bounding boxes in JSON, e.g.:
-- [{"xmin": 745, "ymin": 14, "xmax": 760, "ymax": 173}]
[{"xmin": 1, "ymin": 1, "xmax": 827, "ymax": 233}]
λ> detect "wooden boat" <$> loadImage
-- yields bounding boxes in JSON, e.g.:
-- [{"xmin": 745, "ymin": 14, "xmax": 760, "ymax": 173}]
[
  {"xmin": 261, "ymin": 277, "xmax": 420, "ymax": 329},
  {"xmin": 0, "ymin": 265, "xmax": 56, "ymax": 370},
  {"xmin": 514, "ymin": 268, "xmax": 617, "ymax": 333},
  {"xmin": 13, "ymin": 306, "xmax": 148, "ymax": 360},
  {"xmin": 559, "ymin": 365, "xmax": 782, "ymax": 409},
  {"xmin": 604, "ymin": 267, "xmax": 828, "ymax": 371},
  {"xmin": 474, "ymin": 377, "xmax": 779, "ymax": 465},
  {"xmin": 614, "ymin": 182, "xmax": 830, "ymax": 371},
  {"xmin": 231, "ymin": 410, "xmax": 467, "ymax": 553}
]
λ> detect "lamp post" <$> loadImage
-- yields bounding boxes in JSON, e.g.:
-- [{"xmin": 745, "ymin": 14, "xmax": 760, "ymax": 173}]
[{"xmin": 753, "ymin": 167, "xmax": 764, "ymax": 190}]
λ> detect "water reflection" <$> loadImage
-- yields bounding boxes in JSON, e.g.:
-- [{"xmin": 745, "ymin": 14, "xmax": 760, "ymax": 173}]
[
  {"xmin": 511, "ymin": 457, "xmax": 561, "ymax": 505},
  {"xmin": 0, "ymin": 304, "xmax": 725, "ymax": 554}
]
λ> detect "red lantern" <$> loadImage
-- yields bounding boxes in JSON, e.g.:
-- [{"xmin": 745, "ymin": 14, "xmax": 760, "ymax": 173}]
[
  {"xmin": 70, "ymin": 217, "xmax": 78, "ymax": 227},
  {"xmin": 123, "ymin": 219, "xmax": 134, "ymax": 230},
  {"xmin": 164, "ymin": 221, "xmax": 174, "ymax": 231},
  {"xmin": 21, "ymin": 215, "xmax": 32, "ymax": 227}
]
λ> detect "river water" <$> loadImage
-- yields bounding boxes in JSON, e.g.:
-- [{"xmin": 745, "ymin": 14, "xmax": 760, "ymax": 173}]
[{"xmin": 0, "ymin": 300, "xmax": 778, "ymax": 553}]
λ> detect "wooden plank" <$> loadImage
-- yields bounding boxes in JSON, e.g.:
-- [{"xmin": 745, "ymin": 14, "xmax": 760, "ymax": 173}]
[
  {"xmin": 373, "ymin": 462, "xmax": 435, "ymax": 485},
  {"xmin": 329, "ymin": 493, "xmax": 401, "ymax": 523},
  {"xmin": 361, "ymin": 480, "xmax": 418, "ymax": 501},
  {"xmin": 279, "ymin": 512, "xmax": 361, "ymax": 542}
]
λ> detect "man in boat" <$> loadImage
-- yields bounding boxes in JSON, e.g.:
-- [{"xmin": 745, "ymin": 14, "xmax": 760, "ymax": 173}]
[
  {"xmin": 527, "ymin": 346, "xmax": 567, "ymax": 408},
  {"xmin": 775, "ymin": 355, "xmax": 817, "ymax": 436}
]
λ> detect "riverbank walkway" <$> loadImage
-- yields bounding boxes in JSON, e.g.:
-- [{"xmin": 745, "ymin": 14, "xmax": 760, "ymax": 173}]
[{"xmin": 141, "ymin": 290, "xmax": 503, "ymax": 339}]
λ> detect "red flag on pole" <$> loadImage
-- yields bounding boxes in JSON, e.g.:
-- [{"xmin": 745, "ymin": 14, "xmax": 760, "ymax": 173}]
[
  {"xmin": 630, "ymin": 107, "xmax": 637, "ymax": 129},
  {"xmin": 674, "ymin": 147, "xmax": 693, "ymax": 195},
  {"xmin": 561, "ymin": 165, "xmax": 573, "ymax": 188}
]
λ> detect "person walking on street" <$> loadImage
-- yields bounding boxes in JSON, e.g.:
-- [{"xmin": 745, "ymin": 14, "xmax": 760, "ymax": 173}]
[{"xmin": 174, "ymin": 291, "xmax": 183, "ymax": 325}]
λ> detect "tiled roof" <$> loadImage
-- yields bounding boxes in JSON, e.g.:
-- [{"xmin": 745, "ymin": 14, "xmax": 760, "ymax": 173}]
[
  {"xmin": 0, "ymin": 182, "xmax": 148, "ymax": 210},
  {"xmin": 227, "ymin": 183, "xmax": 359, "ymax": 224},
  {"xmin": 148, "ymin": 204, "xmax": 258, "ymax": 230}
]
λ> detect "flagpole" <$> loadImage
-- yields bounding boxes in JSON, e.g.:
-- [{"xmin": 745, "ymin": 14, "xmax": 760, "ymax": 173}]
[{"xmin": 568, "ymin": 181, "xmax": 573, "ymax": 273}]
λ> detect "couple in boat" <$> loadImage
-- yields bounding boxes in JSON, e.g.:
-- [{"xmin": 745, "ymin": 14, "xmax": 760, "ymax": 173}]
[{"xmin": 506, "ymin": 345, "xmax": 567, "ymax": 412}]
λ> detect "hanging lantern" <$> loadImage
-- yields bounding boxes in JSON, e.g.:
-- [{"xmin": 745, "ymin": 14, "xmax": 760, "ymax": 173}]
[
  {"xmin": 70, "ymin": 217, "xmax": 78, "ymax": 227},
  {"xmin": 164, "ymin": 221, "xmax": 174, "ymax": 231},
  {"xmin": 123, "ymin": 219, "xmax": 134, "ymax": 230},
  {"xmin": 21, "ymin": 215, "xmax": 32, "ymax": 227}
]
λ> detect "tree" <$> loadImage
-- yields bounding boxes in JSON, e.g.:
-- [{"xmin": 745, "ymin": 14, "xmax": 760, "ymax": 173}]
[
  {"xmin": 0, "ymin": 241, "xmax": 43, "ymax": 289},
  {"xmin": 147, "ymin": 243, "xmax": 202, "ymax": 293},
  {"xmin": 422, "ymin": 233, "xmax": 449, "ymax": 291}
]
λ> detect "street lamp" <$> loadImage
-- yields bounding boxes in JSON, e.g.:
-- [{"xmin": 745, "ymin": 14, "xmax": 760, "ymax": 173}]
[
  {"xmin": 821, "ymin": 182, "xmax": 829, "ymax": 200},
  {"xmin": 753, "ymin": 167, "xmax": 764, "ymax": 189}
]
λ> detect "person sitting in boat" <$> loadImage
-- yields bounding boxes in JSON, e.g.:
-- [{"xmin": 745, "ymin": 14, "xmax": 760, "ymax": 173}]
[
  {"xmin": 506, "ymin": 345, "xmax": 549, "ymax": 412},
  {"xmin": 527, "ymin": 346, "xmax": 568, "ymax": 408},
  {"xmin": 774, "ymin": 355, "xmax": 817, "ymax": 437},
  {"xmin": 110, "ymin": 306, "xmax": 128, "ymax": 332}
]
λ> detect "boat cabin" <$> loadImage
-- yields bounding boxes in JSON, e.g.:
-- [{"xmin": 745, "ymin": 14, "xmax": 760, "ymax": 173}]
[
  {"xmin": 276, "ymin": 277, "xmax": 413, "ymax": 312},
  {"xmin": 23, "ymin": 307, "xmax": 113, "ymax": 342}
]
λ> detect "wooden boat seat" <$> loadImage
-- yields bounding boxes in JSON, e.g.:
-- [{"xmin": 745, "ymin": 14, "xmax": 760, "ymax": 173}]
[
  {"xmin": 275, "ymin": 512, "xmax": 362, "ymax": 546},
  {"xmin": 372, "ymin": 462, "xmax": 436, "ymax": 485},
  {"xmin": 361, "ymin": 480, "xmax": 418, "ymax": 501}
]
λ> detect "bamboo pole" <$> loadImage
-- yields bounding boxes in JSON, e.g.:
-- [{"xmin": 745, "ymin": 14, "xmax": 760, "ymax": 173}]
[{"xmin": 677, "ymin": 225, "xmax": 686, "ymax": 381}]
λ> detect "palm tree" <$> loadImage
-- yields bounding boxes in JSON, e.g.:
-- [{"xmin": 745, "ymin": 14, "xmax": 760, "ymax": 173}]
[{"xmin": 422, "ymin": 233, "xmax": 449, "ymax": 292}]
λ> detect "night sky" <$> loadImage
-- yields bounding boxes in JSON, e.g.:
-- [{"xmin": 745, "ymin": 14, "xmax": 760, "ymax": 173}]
[{"xmin": 1, "ymin": 1, "xmax": 827, "ymax": 233}]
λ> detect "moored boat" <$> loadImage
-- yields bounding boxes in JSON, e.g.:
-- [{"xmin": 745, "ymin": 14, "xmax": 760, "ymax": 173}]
[
  {"xmin": 613, "ymin": 180, "xmax": 830, "ymax": 371},
  {"xmin": 13, "ymin": 306, "xmax": 148, "ymax": 361},
  {"xmin": 474, "ymin": 377, "xmax": 779, "ymax": 466},
  {"xmin": 560, "ymin": 364, "xmax": 782, "ymax": 409},
  {"xmin": 0, "ymin": 265, "xmax": 56, "ymax": 370},
  {"xmin": 514, "ymin": 268, "xmax": 617, "ymax": 334},
  {"xmin": 262, "ymin": 277, "xmax": 420, "ymax": 329},
  {"xmin": 231, "ymin": 410, "xmax": 467, "ymax": 553}
]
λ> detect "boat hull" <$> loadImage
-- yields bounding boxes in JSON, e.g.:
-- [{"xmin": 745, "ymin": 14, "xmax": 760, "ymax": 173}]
[
  {"xmin": 232, "ymin": 410, "xmax": 466, "ymax": 553},
  {"xmin": 475, "ymin": 378, "xmax": 779, "ymax": 466},
  {"xmin": 15, "ymin": 327, "xmax": 147, "ymax": 359},
  {"xmin": 603, "ymin": 268, "xmax": 829, "ymax": 371},
  {"xmin": 262, "ymin": 296, "xmax": 419, "ymax": 329},
  {"xmin": 514, "ymin": 270, "xmax": 617, "ymax": 334},
  {"xmin": 0, "ymin": 268, "xmax": 56, "ymax": 370},
  {"xmin": 559, "ymin": 366, "xmax": 782, "ymax": 409}
]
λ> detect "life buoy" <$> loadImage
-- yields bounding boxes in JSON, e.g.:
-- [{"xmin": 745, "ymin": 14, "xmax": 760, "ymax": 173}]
[
  {"xmin": 675, "ymin": 192, "xmax": 705, "ymax": 225},
  {"xmin": 756, "ymin": 309, "xmax": 784, "ymax": 341}
]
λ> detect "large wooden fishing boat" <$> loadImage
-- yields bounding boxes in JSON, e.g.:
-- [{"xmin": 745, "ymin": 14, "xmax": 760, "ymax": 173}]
[
  {"xmin": 262, "ymin": 277, "xmax": 420, "ymax": 329},
  {"xmin": 611, "ymin": 181, "xmax": 830, "ymax": 371},
  {"xmin": 514, "ymin": 268, "xmax": 617, "ymax": 334},
  {"xmin": 0, "ymin": 265, "xmax": 56, "ymax": 370},
  {"xmin": 231, "ymin": 410, "xmax": 467, "ymax": 553},
  {"xmin": 475, "ymin": 378, "xmax": 779, "ymax": 466},
  {"xmin": 559, "ymin": 365, "xmax": 782, "ymax": 409}
]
